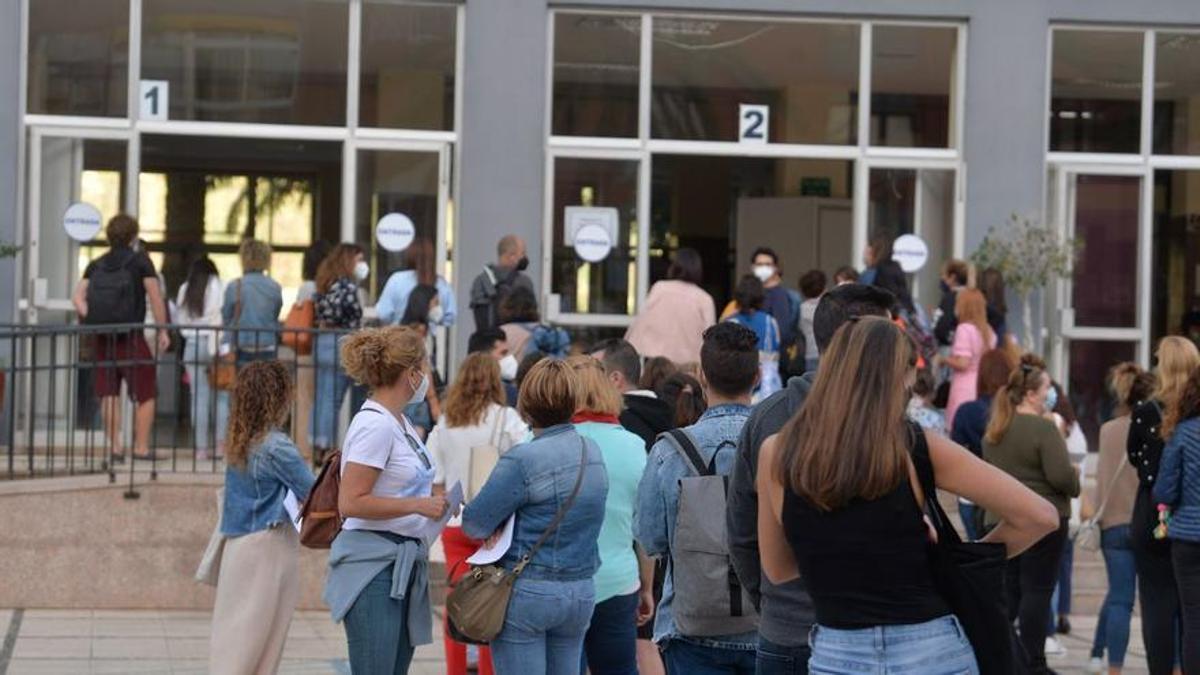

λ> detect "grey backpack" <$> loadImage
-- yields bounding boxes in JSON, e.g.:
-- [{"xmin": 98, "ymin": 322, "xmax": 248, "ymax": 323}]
[{"xmin": 661, "ymin": 429, "xmax": 758, "ymax": 637}]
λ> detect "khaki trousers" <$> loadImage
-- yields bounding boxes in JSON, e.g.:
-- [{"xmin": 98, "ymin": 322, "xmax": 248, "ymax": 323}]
[{"xmin": 210, "ymin": 525, "xmax": 300, "ymax": 675}]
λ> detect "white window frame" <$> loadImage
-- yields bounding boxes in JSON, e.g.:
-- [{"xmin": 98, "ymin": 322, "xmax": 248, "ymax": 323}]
[
  {"xmin": 18, "ymin": 0, "xmax": 464, "ymax": 340},
  {"xmin": 545, "ymin": 10, "xmax": 967, "ymax": 327}
]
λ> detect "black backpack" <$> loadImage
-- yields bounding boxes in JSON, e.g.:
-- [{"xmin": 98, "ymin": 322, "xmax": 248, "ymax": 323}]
[
  {"xmin": 474, "ymin": 265, "xmax": 521, "ymax": 330},
  {"xmin": 85, "ymin": 250, "xmax": 142, "ymax": 325}
]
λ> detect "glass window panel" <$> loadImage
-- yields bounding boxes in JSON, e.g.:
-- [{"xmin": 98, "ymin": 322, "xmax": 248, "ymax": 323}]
[
  {"xmin": 651, "ymin": 19, "xmax": 860, "ymax": 145},
  {"xmin": 1152, "ymin": 169, "xmax": 1200, "ymax": 345},
  {"xmin": 1153, "ymin": 33, "xmax": 1200, "ymax": 155},
  {"xmin": 1050, "ymin": 30, "xmax": 1143, "ymax": 153},
  {"xmin": 354, "ymin": 150, "xmax": 442, "ymax": 303},
  {"xmin": 552, "ymin": 13, "xmax": 640, "ymax": 138},
  {"xmin": 1072, "ymin": 175, "xmax": 1139, "ymax": 328},
  {"xmin": 360, "ymin": 2, "xmax": 457, "ymax": 130},
  {"xmin": 1068, "ymin": 340, "xmax": 1136, "ymax": 446},
  {"xmin": 27, "ymin": 0, "xmax": 129, "ymax": 117},
  {"xmin": 552, "ymin": 158, "xmax": 639, "ymax": 315},
  {"xmin": 141, "ymin": 0, "xmax": 348, "ymax": 125},
  {"xmin": 867, "ymin": 167, "xmax": 956, "ymax": 312},
  {"xmin": 870, "ymin": 25, "xmax": 956, "ymax": 148},
  {"xmin": 651, "ymin": 155, "xmax": 854, "ymax": 310}
]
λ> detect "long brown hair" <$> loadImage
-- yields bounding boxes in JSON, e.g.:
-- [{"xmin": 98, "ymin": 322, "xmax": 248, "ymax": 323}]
[
  {"xmin": 1164, "ymin": 366, "xmax": 1200, "ymax": 440},
  {"xmin": 984, "ymin": 354, "xmax": 1047, "ymax": 445},
  {"xmin": 406, "ymin": 238, "xmax": 437, "ymax": 287},
  {"xmin": 955, "ymin": 288, "xmax": 994, "ymax": 347},
  {"xmin": 774, "ymin": 317, "xmax": 916, "ymax": 511},
  {"xmin": 444, "ymin": 353, "xmax": 505, "ymax": 427},
  {"xmin": 1154, "ymin": 336, "xmax": 1200, "ymax": 413},
  {"xmin": 316, "ymin": 243, "xmax": 363, "ymax": 294},
  {"xmin": 226, "ymin": 361, "xmax": 295, "ymax": 469}
]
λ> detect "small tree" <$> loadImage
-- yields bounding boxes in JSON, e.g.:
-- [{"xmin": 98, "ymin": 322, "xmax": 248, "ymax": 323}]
[{"xmin": 970, "ymin": 213, "xmax": 1081, "ymax": 351}]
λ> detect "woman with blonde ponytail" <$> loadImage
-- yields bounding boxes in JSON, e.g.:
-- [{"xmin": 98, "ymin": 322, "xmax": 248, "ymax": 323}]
[
  {"xmin": 983, "ymin": 354, "xmax": 1080, "ymax": 672},
  {"xmin": 1127, "ymin": 336, "xmax": 1199, "ymax": 675}
]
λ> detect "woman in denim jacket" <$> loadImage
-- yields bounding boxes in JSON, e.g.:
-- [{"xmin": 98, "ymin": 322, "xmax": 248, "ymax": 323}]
[
  {"xmin": 462, "ymin": 359, "xmax": 609, "ymax": 675},
  {"xmin": 210, "ymin": 361, "xmax": 315, "ymax": 674}
]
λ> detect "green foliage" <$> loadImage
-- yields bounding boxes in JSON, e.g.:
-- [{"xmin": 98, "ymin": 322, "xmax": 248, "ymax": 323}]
[
  {"xmin": 0, "ymin": 241, "xmax": 20, "ymax": 258},
  {"xmin": 969, "ymin": 213, "xmax": 1082, "ymax": 298}
]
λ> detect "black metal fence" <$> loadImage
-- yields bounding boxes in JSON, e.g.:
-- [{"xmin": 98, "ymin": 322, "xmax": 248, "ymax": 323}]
[{"xmin": 0, "ymin": 323, "xmax": 358, "ymax": 496}]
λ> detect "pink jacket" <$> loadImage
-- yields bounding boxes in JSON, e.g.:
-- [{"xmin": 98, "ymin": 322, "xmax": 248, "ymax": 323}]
[{"xmin": 625, "ymin": 280, "xmax": 716, "ymax": 366}]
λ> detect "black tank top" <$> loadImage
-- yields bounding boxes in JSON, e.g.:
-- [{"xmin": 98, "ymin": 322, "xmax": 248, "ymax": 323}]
[{"xmin": 781, "ymin": 445, "xmax": 950, "ymax": 629}]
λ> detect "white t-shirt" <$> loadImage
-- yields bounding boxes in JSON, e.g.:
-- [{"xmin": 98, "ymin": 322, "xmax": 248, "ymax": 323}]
[
  {"xmin": 340, "ymin": 399, "xmax": 437, "ymax": 537},
  {"xmin": 426, "ymin": 404, "xmax": 529, "ymax": 526}
]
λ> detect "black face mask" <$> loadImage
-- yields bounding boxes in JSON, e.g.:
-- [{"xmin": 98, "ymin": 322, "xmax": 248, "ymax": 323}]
[{"xmin": 515, "ymin": 256, "xmax": 529, "ymax": 272}]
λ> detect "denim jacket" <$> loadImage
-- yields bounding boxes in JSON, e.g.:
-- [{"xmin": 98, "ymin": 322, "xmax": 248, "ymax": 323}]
[
  {"xmin": 1155, "ymin": 417, "xmax": 1200, "ymax": 543},
  {"xmin": 635, "ymin": 404, "xmax": 758, "ymax": 648},
  {"xmin": 462, "ymin": 424, "xmax": 608, "ymax": 582},
  {"xmin": 222, "ymin": 431, "xmax": 315, "ymax": 536},
  {"xmin": 222, "ymin": 272, "xmax": 283, "ymax": 351}
]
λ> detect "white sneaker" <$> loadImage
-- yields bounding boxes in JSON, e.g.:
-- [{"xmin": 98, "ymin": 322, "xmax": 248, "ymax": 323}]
[
  {"xmin": 1044, "ymin": 636, "xmax": 1069, "ymax": 658},
  {"xmin": 1084, "ymin": 656, "xmax": 1104, "ymax": 674}
]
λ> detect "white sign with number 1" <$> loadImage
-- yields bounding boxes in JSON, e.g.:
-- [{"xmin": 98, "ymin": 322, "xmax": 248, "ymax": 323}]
[{"xmin": 140, "ymin": 80, "xmax": 169, "ymax": 121}]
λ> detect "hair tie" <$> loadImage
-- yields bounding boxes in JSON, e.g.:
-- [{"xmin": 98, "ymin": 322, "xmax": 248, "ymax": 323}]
[{"xmin": 681, "ymin": 385, "xmax": 693, "ymax": 395}]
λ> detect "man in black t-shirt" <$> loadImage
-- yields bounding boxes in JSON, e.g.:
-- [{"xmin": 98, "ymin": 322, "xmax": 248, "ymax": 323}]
[{"xmin": 72, "ymin": 214, "xmax": 170, "ymax": 462}]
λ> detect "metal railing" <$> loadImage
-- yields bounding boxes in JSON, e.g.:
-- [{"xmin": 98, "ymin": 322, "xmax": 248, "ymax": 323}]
[{"xmin": 0, "ymin": 323, "xmax": 358, "ymax": 497}]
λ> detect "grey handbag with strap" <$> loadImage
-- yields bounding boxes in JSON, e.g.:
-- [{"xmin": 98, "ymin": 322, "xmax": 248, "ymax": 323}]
[{"xmin": 445, "ymin": 438, "xmax": 589, "ymax": 645}]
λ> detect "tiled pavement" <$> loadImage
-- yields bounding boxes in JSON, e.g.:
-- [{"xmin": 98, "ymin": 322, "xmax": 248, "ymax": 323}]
[{"xmin": 0, "ymin": 607, "xmax": 1149, "ymax": 674}]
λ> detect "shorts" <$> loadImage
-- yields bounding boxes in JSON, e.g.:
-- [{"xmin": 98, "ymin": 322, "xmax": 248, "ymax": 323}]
[{"xmin": 92, "ymin": 333, "xmax": 157, "ymax": 403}]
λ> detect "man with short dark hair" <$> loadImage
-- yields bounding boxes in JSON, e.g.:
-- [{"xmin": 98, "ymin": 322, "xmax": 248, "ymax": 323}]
[
  {"xmin": 468, "ymin": 328, "xmax": 519, "ymax": 404},
  {"xmin": 934, "ymin": 258, "xmax": 970, "ymax": 346},
  {"xmin": 726, "ymin": 283, "xmax": 895, "ymax": 673},
  {"xmin": 469, "ymin": 234, "xmax": 535, "ymax": 330},
  {"xmin": 589, "ymin": 339, "xmax": 674, "ymax": 450},
  {"xmin": 72, "ymin": 214, "xmax": 170, "ymax": 463},
  {"xmin": 636, "ymin": 322, "xmax": 762, "ymax": 672}
]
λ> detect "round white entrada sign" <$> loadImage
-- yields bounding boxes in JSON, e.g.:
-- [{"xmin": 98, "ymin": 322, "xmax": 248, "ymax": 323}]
[
  {"xmin": 63, "ymin": 202, "xmax": 103, "ymax": 243},
  {"xmin": 892, "ymin": 234, "xmax": 929, "ymax": 273},
  {"xmin": 574, "ymin": 224, "xmax": 613, "ymax": 263},
  {"xmin": 375, "ymin": 213, "xmax": 416, "ymax": 252}
]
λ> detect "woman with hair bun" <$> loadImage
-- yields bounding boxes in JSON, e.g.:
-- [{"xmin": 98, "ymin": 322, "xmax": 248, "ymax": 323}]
[{"xmin": 324, "ymin": 326, "xmax": 452, "ymax": 675}]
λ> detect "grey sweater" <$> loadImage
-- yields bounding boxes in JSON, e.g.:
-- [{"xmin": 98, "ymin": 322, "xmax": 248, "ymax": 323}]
[{"xmin": 727, "ymin": 373, "xmax": 817, "ymax": 647}]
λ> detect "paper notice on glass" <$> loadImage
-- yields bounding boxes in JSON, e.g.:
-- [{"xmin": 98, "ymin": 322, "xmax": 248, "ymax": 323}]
[
  {"xmin": 419, "ymin": 481, "xmax": 464, "ymax": 541},
  {"xmin": 283, "ymin": 491, "xmax": 302, "ymax": 532},
  {"xmin": 467, "ymin": 515, "xmax": 515, "ymax": 566}
]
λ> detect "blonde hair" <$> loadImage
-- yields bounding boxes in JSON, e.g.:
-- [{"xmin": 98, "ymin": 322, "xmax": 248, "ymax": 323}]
[
  {"xmin": 1153, "ymin": 336, "xmax": 1200, "ymax": 411},
  {"xmin": 341, "ymin": 326, "xmax": 426, "ymax": 391},
  {"xmin": 518, "ymin": 359, "xmax": 578, "ymax": 429},
  {"xmin": 444, "ymin": 353, "xmax": 505, "ymax": 427},
  {"xmin": 566, "ymin": 355, "xmax": 623, "ymax": 416},
  {"xmin": 239, "ymin": 239, "xmax": 272, "ymax": 273},
  {"xmin": 955, "ymin": 288, "xmax": 994, "ymax": 347},
  {"xmin": 226, "ymin": 361, "xmax": 294, "ymax": 469}
]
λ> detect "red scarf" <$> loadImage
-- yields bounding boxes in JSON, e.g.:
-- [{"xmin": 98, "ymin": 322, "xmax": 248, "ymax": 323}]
[{"xmin": 572, "ymin": 411, "xmax": 620, "ymax": 425}]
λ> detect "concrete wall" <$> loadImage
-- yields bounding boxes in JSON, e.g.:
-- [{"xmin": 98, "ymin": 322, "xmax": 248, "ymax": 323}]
[{"xmin": 0, "ymin": 0, "xmax": 20, "ymax": 325}]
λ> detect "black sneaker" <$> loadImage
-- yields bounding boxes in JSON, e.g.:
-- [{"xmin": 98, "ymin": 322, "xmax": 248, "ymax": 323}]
[{"xmin": 1056, "ymin": 615, "xmax": 1071, "ymax": 635}]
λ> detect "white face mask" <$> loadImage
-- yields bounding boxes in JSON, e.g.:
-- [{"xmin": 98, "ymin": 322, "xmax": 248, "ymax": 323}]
[
  {"xmin": 409, "ymin": 371, "xmax": 429, "ymax": 405},
  {"xmin": 427, "ymin": 304, "xmax": 445, "ymax": 325},
  {"xmin": 752, "ymin": 264, "xmax": 775, "ymax": 282},
  {"xmin": 353, "ymin": 260, "xmax": 370, "ymax": 281},
  {"xmin": 499, "ymin": 354, "xmax": 519, "ymax": 381}
]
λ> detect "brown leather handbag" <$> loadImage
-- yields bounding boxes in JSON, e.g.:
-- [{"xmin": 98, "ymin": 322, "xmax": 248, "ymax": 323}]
[
  {"xmin": 298, "ymin": 450, "xmax": 343, "ymax": 548},
  {"xmin": 281, "ymin": 299, "xmax": 315, "ymax": 355},
  {"xmin": 208, "ymin": 280, "xmax": 241, "ymax": 392},
  {"xmin": 446, "ymin": 439, "xmax": 588, "ymax": 644}
]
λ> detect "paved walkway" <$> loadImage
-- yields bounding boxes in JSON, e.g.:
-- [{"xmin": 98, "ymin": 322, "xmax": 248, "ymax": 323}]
[{"xmin": 0, "ymin": 608, "xmax": 1149, "ymax": 674}]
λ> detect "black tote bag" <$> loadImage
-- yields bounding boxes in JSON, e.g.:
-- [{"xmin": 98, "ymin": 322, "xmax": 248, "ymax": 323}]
[{"xmin": 909, "ymin": 425, "xmax": 1027, "ymax": 675}]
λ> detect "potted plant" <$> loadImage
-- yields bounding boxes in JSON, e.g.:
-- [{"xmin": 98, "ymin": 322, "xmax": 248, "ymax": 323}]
[{"xmin": 970, "ymin": 213, "xmax": 1082, "ymax": 352}]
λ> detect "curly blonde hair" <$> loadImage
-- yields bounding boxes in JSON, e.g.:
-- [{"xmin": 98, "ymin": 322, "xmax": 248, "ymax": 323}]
[
  {"xmin": 341, "ymin": 326, "xmax": 426, "ymax": 391},
  {"xmin": 443, "ymin": 353, "xmax": 505, "ymax": 427},
  {"xmin": 226, "ymin": 361, "xmax": 295, "ymax": 469}
]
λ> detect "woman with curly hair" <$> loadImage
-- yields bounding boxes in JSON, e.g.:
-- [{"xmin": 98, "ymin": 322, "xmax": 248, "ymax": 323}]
[{"xmin": 210, "ymin": 361, "xmax": 314, "ymax": 675}]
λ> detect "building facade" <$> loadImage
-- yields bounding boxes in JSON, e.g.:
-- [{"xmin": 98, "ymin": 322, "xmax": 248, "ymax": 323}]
[{"xmin": 4, "ymin": 0, "xmax": 1200, "ymax": 432}]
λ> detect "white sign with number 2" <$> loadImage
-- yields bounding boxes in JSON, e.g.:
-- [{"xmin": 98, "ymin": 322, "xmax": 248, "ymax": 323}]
[{"xmin": 739, "ymin": 104, "xmax": 769, "ymax": 144}]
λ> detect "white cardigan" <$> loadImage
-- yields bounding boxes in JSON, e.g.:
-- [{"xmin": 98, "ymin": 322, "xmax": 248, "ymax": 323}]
[{"xmin": 426, "ymin": 403, "xmax": 529, "ymax": 527}]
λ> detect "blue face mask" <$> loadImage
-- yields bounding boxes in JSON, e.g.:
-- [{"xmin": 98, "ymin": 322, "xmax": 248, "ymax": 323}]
[{"xmin": 1044, "ymin": 385, "xmax": 1059, "ymax": 413}]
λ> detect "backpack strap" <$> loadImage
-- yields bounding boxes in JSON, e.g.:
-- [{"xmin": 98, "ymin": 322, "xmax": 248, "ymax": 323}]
[
  {"xmin": 907, "ymin": 422, "xmax": 962, "ymax": 544},
  {"xmin": 662, "ymin": 429, "xmax": 714, "ymax": 477}
]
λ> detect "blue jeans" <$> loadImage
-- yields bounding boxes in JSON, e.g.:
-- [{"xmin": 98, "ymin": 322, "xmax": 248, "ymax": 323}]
[
  {"xmin": 756, "ymin": 635, "xmax": 811, "ymax": 674},
  {"xmin": 808, "ymin": 615, "xmax": 979, "ymax": 675},
  {"xmin": 490, "ymin": 578, "xmax": 594, "ymax": 675},
  {"xmin": 236, "ymin": 348, "xmax": 276, "ymax": 367},
  {"xmin": 958, "ymin": 502, "xmax": 980, "ymax": 542},
  {"xmin": 311, "ymin": 332, "xmax": 352, "ymax": 449},
  {"xmin": 182, "ymin": 335, "xmax": 227, "ymax": 451},
  {"xmin": 581, "ymin": 592, "xmax": 638, "ymax": 675},
  {"xmin": 1048, "ymin": 535, "xmax": 1075, "ymax": 630},
  {"xmin": 343, "ymin": 565, "xmax": 415, "ymax": 675},
  {"xmin": 661, "ymin": 639, "xmax": 756, "ymax": 675},
  {"xmin": 1091, "ymin": 525, "xmax": 1137, "ymax": 667}
]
